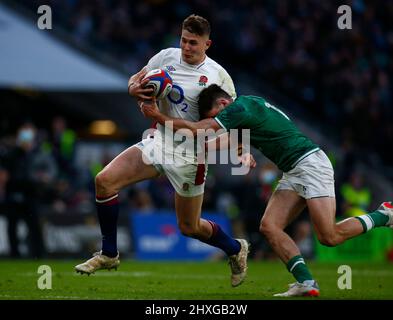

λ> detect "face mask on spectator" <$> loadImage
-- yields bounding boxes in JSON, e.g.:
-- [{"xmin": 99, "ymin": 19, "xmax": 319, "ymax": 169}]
[
  {"xmin": 259, "ymin": 170, "xmax": 277, "ymax": 184},
  {"xmin": 17, "ymin": 129, "xmax": 35, "ymax": 145}
]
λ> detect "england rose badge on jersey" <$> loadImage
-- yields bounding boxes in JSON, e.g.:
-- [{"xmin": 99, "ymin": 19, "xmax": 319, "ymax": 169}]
[
  {"xmin": 165, "ymin": 65, "xmax": 176, "ymax": 72},
  {"xmin": 198, "ymin": 75, "xmax": 208, "ymax": 86}
]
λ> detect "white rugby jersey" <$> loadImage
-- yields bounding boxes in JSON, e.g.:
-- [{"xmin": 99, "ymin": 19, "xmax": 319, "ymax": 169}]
[
  {"xmin": 147, "ymin": 48, "xmax": 236, "ymax": 121},
  {"xmin": 146, "ymin": 48, "xmax": 236, "ymax": 155}
]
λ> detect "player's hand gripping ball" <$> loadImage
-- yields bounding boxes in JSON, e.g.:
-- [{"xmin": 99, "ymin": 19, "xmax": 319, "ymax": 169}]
[{"xmin": 143, "ymin": 69, "xmax": 173, "ymax": 99}]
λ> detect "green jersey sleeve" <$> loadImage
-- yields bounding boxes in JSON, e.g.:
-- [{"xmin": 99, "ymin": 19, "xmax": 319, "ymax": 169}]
[{"xmin": 214, "ymin": 98, "xmax": 249, "ymax": 131}]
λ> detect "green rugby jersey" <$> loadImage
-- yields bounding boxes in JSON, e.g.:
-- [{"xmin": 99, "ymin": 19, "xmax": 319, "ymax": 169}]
[{"xmin": 214, "ymin": 95, "xmax": 320, "ymax": 172}]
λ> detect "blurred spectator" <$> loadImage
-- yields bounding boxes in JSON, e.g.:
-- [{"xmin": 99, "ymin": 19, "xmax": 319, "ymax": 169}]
[
  {"xmin": 258, "ymin": 162, "xmax": 280, "ymax": 203},
  {"xmin": 49, "ymin": 116, "xmax": 77, "ymax": 177},
  {"xmin": 0, "ymin": 167, "xmax": 10, "ymax": 240},
  {"xmin": 147, "ymin": 176, "xmax": 175, "ymax": 209},
  {"xmin": 127, "ymin": 187, "xmax": 156, "ymax": 214},
  {"xmin": 0, "ymin": 167, "xmax": 9, "ymax": 203},
  {"xmin": 233, "ymin": 162, "xmax": 281, "ymax": 259},
  {"xmin": 0, "ymin": 122, "xmax": 57, "ymax": 258},
  {"xmin": 216, "ymin": 191, "xmax": 241, "ymax": 230},
  {"xmin": 340, "ymin": 171, "xmax": 372, "ymax": 217},
  {"xmin": 292, "ymin": 220, "xmax": 314, "ymax": 259},
  {"xmin": 48, "ymin": 177, "xmax": 75, "ymax": 215}
]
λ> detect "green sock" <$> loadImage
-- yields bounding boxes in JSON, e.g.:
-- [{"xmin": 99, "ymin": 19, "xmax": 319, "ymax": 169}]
[
  {"xmin": 355, "ymin": 211, "xmax": 389, "ymax": 233},
  {"xmin": 286, "ymin": 255, "xmax": 313, "ymax": 283}
]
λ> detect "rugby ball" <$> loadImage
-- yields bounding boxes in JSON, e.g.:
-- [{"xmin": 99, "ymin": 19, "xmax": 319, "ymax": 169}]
[{"xmin": 143, "ymin": 69, "xmax": 173, "ymax": 99}]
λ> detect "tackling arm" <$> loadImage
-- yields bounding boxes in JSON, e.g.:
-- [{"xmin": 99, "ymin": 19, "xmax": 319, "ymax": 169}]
[
  {"xmin": 142, "ymin": 100, "xmax": 221, "ymax": 136},
  {"xmin": 142, "ymin": 101, "xmax": 256, "ymax": 168}
]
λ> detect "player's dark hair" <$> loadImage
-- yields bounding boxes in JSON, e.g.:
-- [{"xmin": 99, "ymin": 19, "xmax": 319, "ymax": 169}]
[
  {"xmin": 182, "ymin": 14, "xmax": 211, "ymax": 37},
  {"xmin": 198, "ymin": 84, "xmax": 231, "ymax": 119}
]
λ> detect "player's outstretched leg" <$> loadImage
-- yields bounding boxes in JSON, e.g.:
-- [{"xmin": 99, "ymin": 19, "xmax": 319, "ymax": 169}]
[
  {"xmin": 75, "ymin": 251, "xmax": 120, "ymax": 275},
  {"xmin": 355, "ymin": 202, "xmax": 393, "ymax": 231}
]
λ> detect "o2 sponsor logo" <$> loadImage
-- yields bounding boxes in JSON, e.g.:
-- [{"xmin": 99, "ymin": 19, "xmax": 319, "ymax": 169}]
[{"xmin": 168, "ymin": 84, "xmax": 189, "ymax": 112}]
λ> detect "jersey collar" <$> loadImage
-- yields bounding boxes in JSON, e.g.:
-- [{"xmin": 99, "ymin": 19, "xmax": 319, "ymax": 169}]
[{"xmin": 180, "ymin": 55, "xmax": 207, "ymax": 69}]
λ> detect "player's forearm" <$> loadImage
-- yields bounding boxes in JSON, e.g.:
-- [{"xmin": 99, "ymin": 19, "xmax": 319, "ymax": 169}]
[
  {"xmin": 207, "ymin": 133, "xmax": 243, "ymax": 152},
  {"xmin": 207, "ymin": 133, "xmax": 230, "ymax": 151},
  {"xmin": 154, "ymin": 113, "xmax": 199, "ymax": 135},
  {"xmin": 146, "ymin": 105, "xmax": 220, "ymax": 135}
]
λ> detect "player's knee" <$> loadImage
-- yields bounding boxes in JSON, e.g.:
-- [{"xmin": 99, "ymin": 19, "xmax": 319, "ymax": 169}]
[
  {"xmin": 95, "ymin": 171, "xmax": 116, "ymax": 194},
  {"xmin": 259, "ymin": 220, "xmax": 275, "ymax": 238},
  {"xmin": 318, "ymin": 234, "xmax": 339, "ymax": 247},
  {"xmin": 95, "ymin": 171, "xmax": 108, "ymax": 188},
  {"xmin": 178, "ymin": 222, "xmax": 199, "ymax": 238}
]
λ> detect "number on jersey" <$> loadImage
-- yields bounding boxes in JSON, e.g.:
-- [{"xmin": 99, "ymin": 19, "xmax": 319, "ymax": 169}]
[{"xmin": 265, "ymin": 102, "xmax": 290, "ymax": 120}]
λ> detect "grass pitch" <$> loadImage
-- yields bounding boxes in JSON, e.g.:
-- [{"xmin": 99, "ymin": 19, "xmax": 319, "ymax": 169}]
[{"xmin": 0, "ymin": 259, "xmax": 392, "ymax": 300}]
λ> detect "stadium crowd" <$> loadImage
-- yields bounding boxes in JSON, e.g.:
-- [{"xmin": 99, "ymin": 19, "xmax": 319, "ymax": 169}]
[
  {"xmin": 17, "ymin": 0, "xmax": 393, "ymax": 167},
  {"xmin": 1, "ymin": 0, "xmax": 391, "ymax": 258}
]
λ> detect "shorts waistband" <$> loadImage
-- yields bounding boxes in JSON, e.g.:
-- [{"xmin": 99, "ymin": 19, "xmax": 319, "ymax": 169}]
[{"xmin": 290, "ymin": 147, "xmax": 321, "ymax": 168}]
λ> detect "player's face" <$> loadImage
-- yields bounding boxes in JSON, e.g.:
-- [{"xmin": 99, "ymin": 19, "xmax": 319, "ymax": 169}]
[
  {"xmin": 180, "ymin": 30, "xmax": 211, "ymax": 65},
  {"xmin": 205, "ymin": 106, "xmax": 220, "ymax": 118}
]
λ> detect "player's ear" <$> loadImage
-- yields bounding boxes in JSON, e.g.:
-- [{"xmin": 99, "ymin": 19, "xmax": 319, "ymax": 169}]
[
  {"xmin": 217, "ymin": 97, "xmax": 229, "ymax": 107},
  {"xmin": 205, "ymin": 39, "xmax": 212, "ymax": 50}
]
